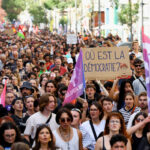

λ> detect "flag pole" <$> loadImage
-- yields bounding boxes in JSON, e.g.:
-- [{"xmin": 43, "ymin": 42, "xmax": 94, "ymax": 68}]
[{"xmin": 84, "ymin": 88, "xmax": 86, "ymax": 101}]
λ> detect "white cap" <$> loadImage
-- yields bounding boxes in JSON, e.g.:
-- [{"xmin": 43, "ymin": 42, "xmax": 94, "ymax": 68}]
[{"xmin": 67, "ymin": 58, "xmax": 73, "ymax": 64}]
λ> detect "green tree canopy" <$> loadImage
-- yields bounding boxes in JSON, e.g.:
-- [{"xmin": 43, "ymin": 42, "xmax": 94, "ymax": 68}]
[
  {"xmin": 118, "ymin": 2, "xmax": 139, "ymax": 26},
  {"xmin": 44, "ymin": 0, "xmax": 75, "ymax": 11},
  {"xmin": 29, "ymin": 5, "xmax": 48, "ymax": 25},
  {"xmin": 2, "ymin": 0, "xmax": 25, "ymax": 21}
]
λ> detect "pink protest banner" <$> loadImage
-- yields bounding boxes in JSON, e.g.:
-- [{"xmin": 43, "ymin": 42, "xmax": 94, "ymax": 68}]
[
  {"xmin": 0, "ymin": 80, "xmax": 7, "ymax": 107},
  {"xmin": 63, "ymin": 50, "xmax": 86, "ymax": 105}
]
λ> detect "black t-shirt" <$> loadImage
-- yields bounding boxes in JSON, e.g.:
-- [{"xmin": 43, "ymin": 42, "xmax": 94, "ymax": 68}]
[{"xmin": 11, "ymin": 114, "xmax": 28, "ymax": 133}]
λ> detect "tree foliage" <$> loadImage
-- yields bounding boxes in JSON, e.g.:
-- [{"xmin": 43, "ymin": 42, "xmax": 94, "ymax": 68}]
[
  {"xmin": 59, "ymin": 16, "xmax": 67, "ymax": 27},
  {"xmin": 29, "ymin": 5, "xmax": 48, "ymax": 25},
  {"xmin": 109, "ymin": 0, "xmax": 119, "ymax": 8},
  {"xmin": 44, "ymin": 0, "xmax": 75, "ymax": 11},
  {"xmin": 2, "ymin": 0, "xmax": 25, "ymax": 21},
  {"xmin": 110, "ymin": 0, "xmax": 139, "ymax": 26},
  {"xmin": 44, "ymin": 0, "xmax": 59, "ymax": 10},
  {"xmin": 118, "ymin": 2, "xmax": 139, "ymax": 26}
]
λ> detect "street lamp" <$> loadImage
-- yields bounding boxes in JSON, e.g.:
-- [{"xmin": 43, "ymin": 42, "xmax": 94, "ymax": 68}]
[
  {"xmin": 75, "ymin": 0, "xmax": 77, "ymax": 34},
  {"xmin": 98, "ymin": 0, "xmax": 101, "ymax": 37},
  {"xmin": 141, "ymin": 0, "xmax": 147, "ymax": 49}
]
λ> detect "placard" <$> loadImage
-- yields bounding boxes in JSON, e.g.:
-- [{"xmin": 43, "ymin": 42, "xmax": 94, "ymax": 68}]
[
  {"xmin": 82, "ymin": 47, "xmax": 132, "ymax": 80},
  {"xmin": 67, "ymin": 34, "xmax": 77, "ymax": 44}
]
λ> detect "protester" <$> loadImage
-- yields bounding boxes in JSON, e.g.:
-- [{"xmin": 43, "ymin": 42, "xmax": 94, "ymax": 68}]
[
  {"xmin": 24, "ymin": 95, "xmax": 35, "ymax": 118},
  {"xmin": 127, "ymin": 92, "xmax": 148, "ymax": 128},
  {"xmin": 24, "ymin": 93, "xmax": 59, "ymax": 144},
  {"xmin": 119, "ymin": 92, "xmax": 141, "ymax": 125},
  {"xmin": 95, "ymin": 112, "xmax": 131, "ymax": 150},
  {"xmin": 101, "ymin": 96, "xmax": 114, "ymax": 120},
  {"xmin": 44, "ymin": 80, "xmax": 57, "ymax": 95},
  {"xmin": 0, "ymin": 24, "xmax": 150, "ymax": 150},
  {"xmin": 130, "ymin": 112, "xmax": 150, "ymax": 150},
  {"xmin": 0, "ymin": 122, "xmax": 29, "ymax": 149},
  {"xmin": 39, "ymin": 75, "xmax": 48, "ymax": 95},
  {"xmin": 81, "ymin": 101, "xmax": 105, "ymax": 148},
  {"xmin": 110, "ymin": 134, "xmax": 128, "ymax": 150},
  {"xmin": 133, "ymin": 63, "xmax": 146, "ymax": 95},
  {"xmin": 20, "ymin": 82, "xmax": 34, "ymax": 99},
  {"xmin": 33, "ymin": 125, "xmax": 57, "ymax": 150},
  {"xmin": 129, "ymin": 58, "xmax": 143, "ymax": 83},
  {"xmin": 53, "ymin": 108, "xmax": 83, "ymax": 150},
  {"xmin": 11, "ymin": 142, "xmax": 30, "ymax": 150},
  {"xmin": 11, "ymin": 97, "xmax": 27, "ymax": 133},
  {"xmin": 130, "ymin": 41, "xmax": 143, "ymax": 60},
  {"xmin": 71, "ymin": 108, "xmax": 94, "ymax": 150},
  {"xmin": 110, "ymin": 79, "xmax": 135, "ymax": 110}
]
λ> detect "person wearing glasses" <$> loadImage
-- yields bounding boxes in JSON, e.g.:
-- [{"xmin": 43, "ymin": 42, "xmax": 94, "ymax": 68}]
[
  {"xmin": 95, "ymin": 112, "xmax": 132, "ymax": 150},
  {"xmin": 0, "ymin": 122, "xmax": 28, "ymax": 150},
  {"xmin": 133, "ymin": 63, "xmax": 146, "ymax": 95},
  {"xmin": 53, "ymin": 108, "xmax": 83, "ymax": 150},
  {"xmin": 129, "ymin": 58, "xmax": 142, "ymax": 83},
  {"xmin": 71, "ymin": 108, "xmax": 94, "ymax": 150},
  {"xmin": 24, "ymin": 93, "xmax": 59, "ymax": 145},
  {"xmin": 128, "ymin": 112, "xmax": 150, "ymax": 150},
  {"xmin": 81, "ymin": 102, "xmax": 105, "ymax": 148}
]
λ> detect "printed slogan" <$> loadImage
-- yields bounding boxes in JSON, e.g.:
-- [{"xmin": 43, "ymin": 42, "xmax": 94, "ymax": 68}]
[{"xmin": 82, "ymin": 47, "xmax": 132, "ymax": 80}]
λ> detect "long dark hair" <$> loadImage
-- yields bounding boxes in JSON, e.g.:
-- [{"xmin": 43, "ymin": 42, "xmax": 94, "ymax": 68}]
[
  {"xmin": 118, "ymin": 80, "xmax": 133, "ymax": 110},
  {"xmin": 0, "ymin": 122, "xmax": 22, "ymax": 145},
  {"xmin": 33, "ymin": 125, "xmax": 56, "ymax": 150},
  {"xmin": 132, "ymin": 112, "xmax": 149, "ymax": 135}
]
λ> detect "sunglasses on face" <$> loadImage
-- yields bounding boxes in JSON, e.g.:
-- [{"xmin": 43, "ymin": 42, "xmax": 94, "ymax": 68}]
[
  {"xmin": 135, "ymin": 65, "xmax": 141, "ymax": 67},
  {"xmin": 61, "ymin": 92, "xmax": 66, "ymax": 96},
  {"xmin": 60, "ymin": 117, "xmax": 71, "ymax": 123},
  {"xmin": 136, "ymin": 118, "xmax": 144, "ymax": 123}
]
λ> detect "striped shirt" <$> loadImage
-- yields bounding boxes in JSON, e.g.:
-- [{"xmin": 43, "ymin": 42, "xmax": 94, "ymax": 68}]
[
  {"xmin": 119, "ymin": 106, "xmax": 141, "ymax": 125},
  {"xmin": 79, "ymin": 125, "xmax": 94, "ymax": 150}
]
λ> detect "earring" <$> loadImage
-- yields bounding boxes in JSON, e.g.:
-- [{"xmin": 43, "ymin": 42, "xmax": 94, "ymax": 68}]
[{"xmin": 48, "ymin": 137, "xmax": 51, "ymax": 142}]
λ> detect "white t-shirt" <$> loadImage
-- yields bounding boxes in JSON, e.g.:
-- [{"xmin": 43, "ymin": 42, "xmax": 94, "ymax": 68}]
[
  {"xmin": 24, "ymin": 111, "xmax": 59, "ymax": 139},
  {"xmin": 81, "ymin": 120, "xmax": 106, "ymax": 146},
  {"xmin": 129, "ymin": 51, "xmax": 143, "ymax": 60}
]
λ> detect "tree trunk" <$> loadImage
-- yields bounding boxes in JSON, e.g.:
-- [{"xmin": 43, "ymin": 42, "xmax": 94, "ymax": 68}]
[{"xmin": 129, "ymin": 0, "xmax": 133, "ymax": 41}]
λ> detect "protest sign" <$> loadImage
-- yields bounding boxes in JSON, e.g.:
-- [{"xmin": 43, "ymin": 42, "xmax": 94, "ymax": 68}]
[
  {"xmin": 67, "ymin": 34, "xmax": 77, "ymax": 44},
  {"xmin": 82, "ymin": 47, "xmax": 132, "ymax": 80}
]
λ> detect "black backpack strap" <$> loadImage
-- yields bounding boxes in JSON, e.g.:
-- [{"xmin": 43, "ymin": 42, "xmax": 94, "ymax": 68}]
[
  {"xmin": 46, "ymin": 113, "xmax": 52, "ymax": 124},
  {"xmin": 138, "ymin": 78, "xmax": 146, "ymax": 90},
  {"xmin": 89, "ymin": 120, "xmax": 97, "ymax": 141},
  {"xmin": 97, "ymin": 132, "xmax": 104, "ymax": 139}
]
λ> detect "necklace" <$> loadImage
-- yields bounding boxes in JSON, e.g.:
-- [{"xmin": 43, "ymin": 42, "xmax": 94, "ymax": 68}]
[{"xmin": 59, "ymin": 127, "xmax": 70, "ymax": 150}]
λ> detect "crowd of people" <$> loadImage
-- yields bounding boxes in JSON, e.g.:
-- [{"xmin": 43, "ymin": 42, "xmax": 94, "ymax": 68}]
[{"xmin": 0, "ymin": 27, "xmax": 150, "ymax": 150}]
